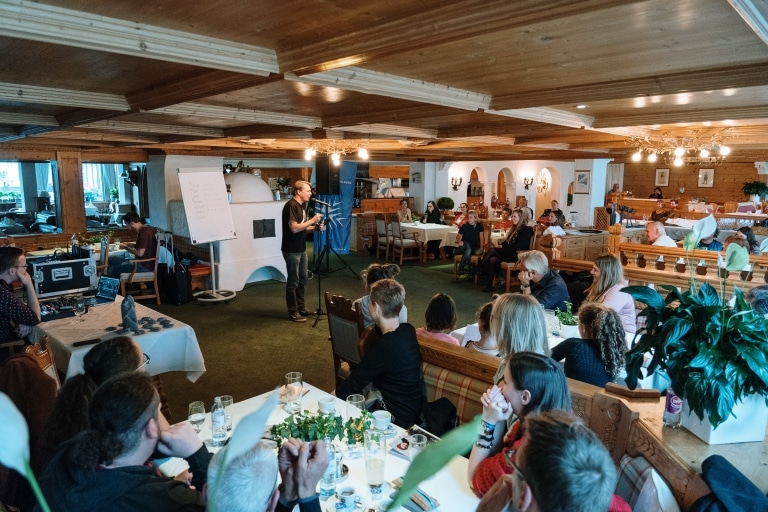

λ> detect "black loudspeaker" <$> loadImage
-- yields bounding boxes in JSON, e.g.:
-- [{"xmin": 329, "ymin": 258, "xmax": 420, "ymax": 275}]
[{"xmin": 315, "ymin": 155, "xmax": 340, "ymax": 195}]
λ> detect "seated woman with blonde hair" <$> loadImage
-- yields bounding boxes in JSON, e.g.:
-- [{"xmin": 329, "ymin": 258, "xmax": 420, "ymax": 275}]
[
  {"xmin": 551, "ymin": 302, "xmax": 627, "ymax": 388},
  {"xmin": 489, "ymin": 293, "xmax": 548, "ymax": 382},
  {"xmin": 584, "ymin": 253, "xmax": 636, "ymax": 334},
  {"xmin": 416, "ymin": 293, "xmax": 460, "ymax": 346}
]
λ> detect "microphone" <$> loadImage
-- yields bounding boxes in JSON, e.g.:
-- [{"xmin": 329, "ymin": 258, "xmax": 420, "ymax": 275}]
[{"xmin": 311, "ymin": 197, "xmax": 331, "ymax": 207}]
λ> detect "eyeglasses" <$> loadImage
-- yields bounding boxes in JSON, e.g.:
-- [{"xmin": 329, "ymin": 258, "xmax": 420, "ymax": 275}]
[
  {"xmin": 137, "ymin": 353, "xmax": 150, "ymax": 370},
  {"xmin": 427, "ymin": 205, "xmax": 434, "ymax": 208},
  {"xmin": 14, "ymin": 265, "xmax": 27, "ymax": 269},
  {"xmin": 504, "ymin": 448, "xmax": 529, "ymax": 485}
]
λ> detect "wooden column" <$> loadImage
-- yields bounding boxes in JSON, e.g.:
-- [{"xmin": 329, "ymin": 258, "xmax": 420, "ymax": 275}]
[{"xmin": 55, "ymin": 151, "xmax": 86, "ymax": 236}]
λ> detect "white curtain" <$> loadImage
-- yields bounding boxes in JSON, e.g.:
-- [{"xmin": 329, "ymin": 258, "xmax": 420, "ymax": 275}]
[{"xmin": 606, "ymin": 163, "xmax": 624, "ymax": 192}]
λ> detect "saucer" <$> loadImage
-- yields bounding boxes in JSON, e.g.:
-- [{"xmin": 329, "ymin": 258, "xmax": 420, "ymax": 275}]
[
  {"xmin": 373, "ymin": 425, "xmax": 397, "ymax": 438},
  {"xmin": 325, "ymin": 493, "xmax": 365, "ymax": 512}
]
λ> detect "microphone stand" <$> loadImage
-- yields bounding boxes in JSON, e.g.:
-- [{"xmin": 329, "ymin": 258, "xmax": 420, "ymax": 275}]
[{"xmin": 311, "ymin": 199, "xmax": 359, "ymax": 328}]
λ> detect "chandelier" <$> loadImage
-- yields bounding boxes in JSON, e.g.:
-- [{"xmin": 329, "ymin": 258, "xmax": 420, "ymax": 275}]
[
  {"xmin": 626, "ymin": 129, "xmax": 734, "ymax": 167},
  {"xmin": 304, "ymin": 140, "xmax": 369, "ymax": 166}
]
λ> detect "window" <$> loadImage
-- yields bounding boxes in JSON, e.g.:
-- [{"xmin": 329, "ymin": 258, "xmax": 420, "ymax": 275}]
[
  {"xmin": 82, "ymin": 163, "xmax": 145, "ymax": 231},
  {"xmin": 0, "ymin": 160, "xmax": 59, "ymax": 234}
]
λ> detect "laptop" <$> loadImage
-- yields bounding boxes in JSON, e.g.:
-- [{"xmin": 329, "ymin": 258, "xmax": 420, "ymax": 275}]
[{"xmin": 83, "ymin": 276, "xmax": 120, "ymax": 306}]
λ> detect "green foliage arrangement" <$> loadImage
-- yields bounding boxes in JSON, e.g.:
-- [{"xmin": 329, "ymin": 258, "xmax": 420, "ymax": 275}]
[
  {"xmin": 624, "ymin": 216, "xmax": 768, "ymax": 428},
  {"xmin": 741, "ymin": 180, "xmax": 768, "ymax": 197},
  {"xmin": 555, "ymin": 301, "xmax": 578, "ymax": 326},
  {"xmin": 436, "ymin": 197, "xmax": 454, "ymax": 211},
  {"xmin": 268, "ymin": 410, "xmax": 371, "ymax": 445}
]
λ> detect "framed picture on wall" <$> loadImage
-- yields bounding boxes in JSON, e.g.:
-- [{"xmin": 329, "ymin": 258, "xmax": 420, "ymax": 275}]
[
  {"xmin": 573, "ymin": 170, "xmax": 590, "ymax": 194},
  {"xmin": 698, "ymin": 168, "xmax": 715, "ymax": 188},
  {"xmin": 655, "ymin": 168, "xmax": 669, "ymax": 187}
]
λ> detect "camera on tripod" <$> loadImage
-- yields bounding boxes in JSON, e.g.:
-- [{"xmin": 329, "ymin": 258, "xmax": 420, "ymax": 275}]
[{"xmin": 617, "ymin": 205, "xmax": 635, "ymax": 214}]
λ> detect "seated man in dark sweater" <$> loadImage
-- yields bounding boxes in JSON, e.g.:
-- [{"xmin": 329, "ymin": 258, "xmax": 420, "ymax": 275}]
[
  {"xmin": 517, "ymin": 250, "xmax": 569, "ymax": 312},
  {"xmin": 336, "ymin": 278, "xmax": 423, "ymax": 428},
  {"xmin": 38, "ymin": 372, "xmax": 211, "ymax": 512},
  {"xmin": 455, "ymin": 210, "xmax": 485, "ymax": 275}
]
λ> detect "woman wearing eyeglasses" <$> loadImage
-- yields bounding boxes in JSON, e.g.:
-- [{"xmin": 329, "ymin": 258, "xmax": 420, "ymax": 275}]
[
  {"xmin": 467, "ymin": 352, "xmax": 571, "ymax": 497},
  {"xmin": 421, "ymin": 200, "xmax": 443, "ymax": 259}
]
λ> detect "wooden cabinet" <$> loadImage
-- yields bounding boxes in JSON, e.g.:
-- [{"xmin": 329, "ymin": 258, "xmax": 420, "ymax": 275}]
[
  {"xmin": 537, "ymin": 231, "xmax": 609, "ymax": 260},
  {"xmin": 355, "ymin": 197, "xmax": 413, "ymax": 214}
]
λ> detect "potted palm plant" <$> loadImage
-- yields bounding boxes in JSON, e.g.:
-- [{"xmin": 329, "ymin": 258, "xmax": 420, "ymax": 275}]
[{"xmin": 623, "ymin": 216, "xmax": 768, "ymax": 444}]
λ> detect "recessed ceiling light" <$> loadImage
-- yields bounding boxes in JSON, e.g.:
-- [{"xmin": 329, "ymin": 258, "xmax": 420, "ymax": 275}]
[{"xmin": 576, "ymin": 104, "xmax": 588, "ymax": 109}]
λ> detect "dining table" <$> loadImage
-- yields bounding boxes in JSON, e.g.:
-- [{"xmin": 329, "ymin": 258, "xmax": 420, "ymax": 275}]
[
  {"xmin": 41, "ymin": 295, "xmax": 206, "ymax": 382},
  {"xmin": 160, "ymin": 382, "xmax": 480, "ymax": 511},
  {"xmin": 400, "ymin": 222, "xmax": 457, "ymax": 262}
]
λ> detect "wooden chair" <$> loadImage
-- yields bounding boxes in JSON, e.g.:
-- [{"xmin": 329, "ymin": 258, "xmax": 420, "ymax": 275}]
[
  {"xmin": 325, "ymin": 293, "xmax": 366, "ymax": 390},
  {"xmin": 119, "ymin": 255, "xmax": 160, "ymax": 304},
  {"xmin": 502, "ymin": 228, "xmax": 538, "ymax": 292},
  {"xmin": 391, "ymin": 221, "xmax": 422, "ymax": 265},
  {"xmin": 96, "ymin": 242, "xmax": 109, "ymax": 277},
  {"xmin": 723, "ymin": 200, "xmax": 739, "ymax": 213},
  {"xmin": 358, "ymin": 213, "xmax": 377, "ymax": 254},
  {"xmin": 375, "ymin": 215, "xmax": 392, "ymax": 261}
]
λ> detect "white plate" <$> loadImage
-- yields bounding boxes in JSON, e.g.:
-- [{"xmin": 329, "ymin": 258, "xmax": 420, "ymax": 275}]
[{"xmin": 373, "ymin": 424, "xmax": 397, "ymax": 438}]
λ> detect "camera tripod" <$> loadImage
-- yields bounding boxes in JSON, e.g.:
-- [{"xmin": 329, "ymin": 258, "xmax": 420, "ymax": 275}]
[{"xmin": 311, "ymin": 201, "xmax": 359, "ymax": 328}]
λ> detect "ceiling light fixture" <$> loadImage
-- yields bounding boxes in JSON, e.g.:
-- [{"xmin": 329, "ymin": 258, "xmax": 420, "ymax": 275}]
[
  {"xmin": 626, "ymin": 129, "xmax": 734, "ymax": 167},
  {"xmin": 304, "ymin": 139, "xmax": 369, "ymax": 166}
]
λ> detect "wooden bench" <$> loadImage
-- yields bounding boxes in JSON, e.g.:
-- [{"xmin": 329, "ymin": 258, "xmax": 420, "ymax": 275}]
[{"xmin": 415, "ymin": 335, "xmax": 712, "ymax": 509}]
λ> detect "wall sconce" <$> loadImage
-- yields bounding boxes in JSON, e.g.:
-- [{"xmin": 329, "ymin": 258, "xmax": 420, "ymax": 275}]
[
  {"xmin": 451, "ymin": 176, "xmax": 463, "ymax": 191},
  {"xmin": 523, "ymin": 177, "xmax": 534, "ymax": 190}
]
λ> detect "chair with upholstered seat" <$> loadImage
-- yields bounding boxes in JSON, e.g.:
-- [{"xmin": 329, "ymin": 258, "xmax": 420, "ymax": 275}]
[
  {"xmin": 325, "ymin": 293, "xmax": 366, "ymax": 389},
  {"xmin": 119, "ymin": 255, "xmax": 160, "ymax": 304},
  {"xmin": 723, "ymin": 201, "xmax": 739, "ymax": 213},
  {"xmin": 391, "ymin": 221, "xmax": 422, "ymax": 265},
  {"xmin": 375, "ymin": 214, "xmax": 393, "ymax": 261}
]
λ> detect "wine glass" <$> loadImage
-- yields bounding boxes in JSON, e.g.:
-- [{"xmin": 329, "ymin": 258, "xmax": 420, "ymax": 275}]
[
  {"xmin": 75, "ymin": 299, "xmax": 86, "ymax": 322},
  {"xmin": 188, "ymin": 401, "xmax": 205, "ymax": 434}
]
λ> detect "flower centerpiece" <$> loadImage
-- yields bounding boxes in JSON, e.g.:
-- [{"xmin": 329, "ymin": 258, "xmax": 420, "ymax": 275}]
[
  {"xmin": 555, "ymin": 301, "xmax": 579, "ymax": 338},
  {"xmin": 623, "ymin": 215, "xmax": 768, "ymax": 442}
]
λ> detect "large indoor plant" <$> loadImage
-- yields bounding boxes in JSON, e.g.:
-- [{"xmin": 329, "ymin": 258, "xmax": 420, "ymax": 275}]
[
  {"xmin": 624, "ymin": 216, "xmax": 768, "ymax": 431},
  {"xmin": 741, "ymin": 180, "xmax": 768, "ymax": 201},
  {"xmin": 436, "ymin": 196, "xmax": 454, "ymax": 212}
]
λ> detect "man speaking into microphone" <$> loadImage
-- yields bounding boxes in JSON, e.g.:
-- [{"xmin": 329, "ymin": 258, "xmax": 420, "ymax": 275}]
[{"xmin": 281, "ymin": 180, "xmax": 324, "ymax": 323}]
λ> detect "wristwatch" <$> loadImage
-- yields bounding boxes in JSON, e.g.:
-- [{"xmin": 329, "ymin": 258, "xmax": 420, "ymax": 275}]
[{"xmin": 520, "ymin": 284, "xmax": 530, "ymax": 289}]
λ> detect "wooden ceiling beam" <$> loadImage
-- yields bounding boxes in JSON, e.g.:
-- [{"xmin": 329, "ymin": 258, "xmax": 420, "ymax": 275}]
[
  {"xmin": 127, "ymin": 72, "xmax": 284, "ymax": 111},
  {"xmin": 492, "ymin": 63, "xmax": 768, "ymax": 110},
  {"xmin": 593, "ymin": 106, "xmax": 768, "ymax": 128},
  {"xmin": 322, "ymin": 105, "xmax": 456, "ymax": 127},
  {"xmin": 280, "ymin": 0, "xmax": 639, "ymax": 74}
]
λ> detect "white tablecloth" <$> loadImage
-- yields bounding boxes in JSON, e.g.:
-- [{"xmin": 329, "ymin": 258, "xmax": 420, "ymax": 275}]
[
  {"xmin": 450, "ymin": 323, "xmax": 565, "ymax": 351},
  {"xmin": 400, "ymin": 223, "xmax": 455, "ymax": 243},
  {"xmin": 160, "ymin": 383, "xmax": 479, "ymax": 511},
  {"xmin": 42, "ymin": 296, "xmax": 206, "ymax": 382}
]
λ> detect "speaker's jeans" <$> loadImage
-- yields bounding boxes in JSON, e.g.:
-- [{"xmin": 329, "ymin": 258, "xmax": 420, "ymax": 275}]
[{"xmin": 283, "ymin": 250, "xmax": 307, "ymax": 313}]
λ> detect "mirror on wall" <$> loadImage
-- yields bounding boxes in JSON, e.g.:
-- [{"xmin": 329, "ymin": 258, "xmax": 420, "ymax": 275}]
[
  {"xmin": 82, "ymin": 163, "xmax": 146, "ymax": 231},
  {"xmin": 0, "ymin": 160, "xmax": 60, "ymax": 234}
]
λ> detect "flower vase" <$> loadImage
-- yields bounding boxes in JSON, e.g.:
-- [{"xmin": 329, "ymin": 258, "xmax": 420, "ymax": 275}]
[
  {"xmin": 559, "ymin": 324, "xmax": 579, "ymax": 339},
  {"xmin": 681, "ymin": 394, "xmax": 768, "ymax": 445}
]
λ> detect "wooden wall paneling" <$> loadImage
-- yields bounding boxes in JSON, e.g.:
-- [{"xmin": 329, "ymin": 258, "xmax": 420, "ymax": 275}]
[
  {"xmin": 369, "ymin": 166, "xmax": 410, "ymax": 178},
  {"xmin": 622, "ymin": 162, "xmax": 761, "ymax": 204},
  {"xmin": 55, "ymin": 151, "xmax": 86, "ymax": 236}
]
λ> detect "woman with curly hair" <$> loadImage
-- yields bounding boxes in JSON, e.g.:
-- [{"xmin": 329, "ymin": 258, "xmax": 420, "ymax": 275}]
[
  {"xmin": 43, "ymin": 336, "xmax": 143, "ymax": 461},
  {"xmin": 478, "ymin": 208, "xmax": 533, "ymax": 291},
  {"xmin": 356, "ymin": 262, "xmax": 406, "ymax": 328},
  {"xmin": 550, "ymin": 302, "xmax": 627, "ymax": 388},
  {"xmin": 584, "ymin": 253, "xmax": 636, "ymax": 334}
]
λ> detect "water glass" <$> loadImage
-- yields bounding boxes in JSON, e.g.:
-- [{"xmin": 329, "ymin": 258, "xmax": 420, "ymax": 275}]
[
  {"xmin": 188, "ymin": 401, "xmax": 205, "ymax": 433},
  {"xmin": 346, "ymin": 394, "xmax": 365, "ymax": 420},
  {"xmin": 220, "ymin": 394, "xmax": 234, "ymax": 431},
  {"xmin": 410, "ymin": 433, "xmax": 428, "ymax": 460},
  {"xmin": 284, "ymin": 372, "xmax": 303, "ymax": 414},
  {"xmin": 363, "ymin": 430, "xmax": 387, "ymax": 493},
  {"xmin": 75, "ymin": 298, "xmax": 87, "ymax": 322}
]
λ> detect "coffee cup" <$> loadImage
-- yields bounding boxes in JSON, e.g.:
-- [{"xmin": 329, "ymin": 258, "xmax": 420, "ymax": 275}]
[
  {"xmin": 372, "ymin": 410, "xmax": 391, "ymax": 431},
  {"xmin": 318, "ymin": 396, "xmax": 336, "ymax": 414},
  {"xmin": 337, "ymin": 486, "xmax": 361, "ymax": 507}
]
